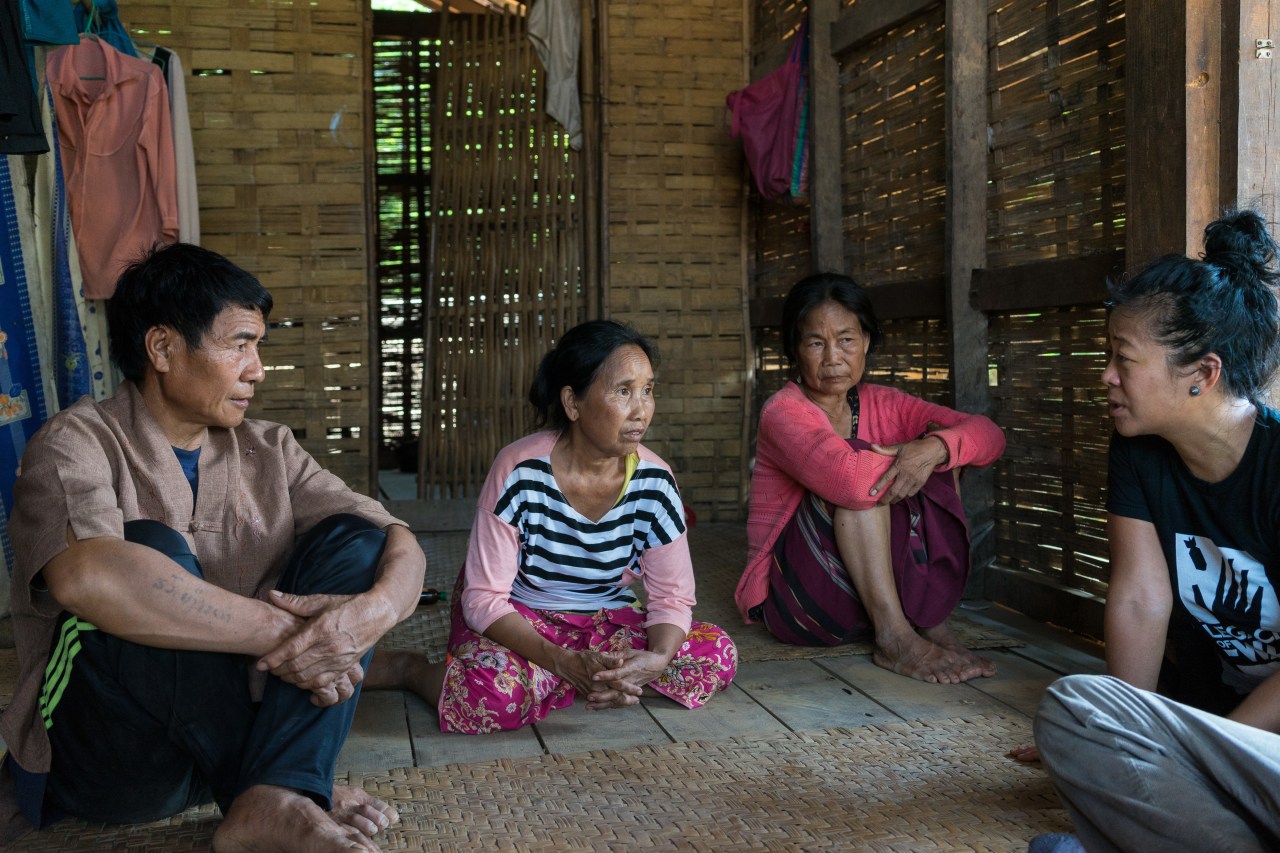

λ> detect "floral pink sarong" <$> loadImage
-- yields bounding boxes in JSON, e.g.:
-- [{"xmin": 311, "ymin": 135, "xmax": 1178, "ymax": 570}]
[{"xmin": 438, "ymin": 595, "xmax": 738, "ymax": 734}]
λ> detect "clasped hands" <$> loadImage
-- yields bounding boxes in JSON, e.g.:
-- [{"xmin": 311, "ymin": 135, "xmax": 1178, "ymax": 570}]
[
  {"xmin": 256, "ymin": 590, "xmax": 395, "ymax": 708},
  {"xmin": 867, "ymin": 423, "xmax": 950, "ymax": 505},
  {"xmin": 554, "ymin": 647, "xmax": 672, "ymax": 711}
]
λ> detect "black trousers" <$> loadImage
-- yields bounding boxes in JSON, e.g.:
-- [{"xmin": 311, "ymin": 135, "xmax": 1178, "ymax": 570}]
[{"xmin": 36, "ymin": 513, "xmax": 386, "ymax": 826}]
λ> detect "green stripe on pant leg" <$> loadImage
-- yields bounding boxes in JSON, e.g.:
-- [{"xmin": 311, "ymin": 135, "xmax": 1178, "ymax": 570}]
[{"xmin": 40, "ymin": 616, "xmax": 98, "ymax": 729}]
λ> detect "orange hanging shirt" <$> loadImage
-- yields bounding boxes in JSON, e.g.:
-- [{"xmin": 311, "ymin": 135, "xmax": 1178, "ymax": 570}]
[{"xmin": 47, "ymin": 36, "xmax": 178, "ymax": 299}]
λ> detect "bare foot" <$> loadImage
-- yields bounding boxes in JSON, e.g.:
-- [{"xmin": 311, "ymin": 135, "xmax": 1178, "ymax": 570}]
[
  {"xmin": 1008, "ymin": 742, "xmax": 1041, "ymax": 763},
  {"xmin": 330, "ymin": 785, "xmax": 399, "ymax": 837},
  {"xmin": 871, "ymin": 629, "xmax": 977, "ymax": 684},
  {"xmin": 212, "ymin": 785, "xmax": 380, "ymax": 853},
  {"xmin": 919, "ymin": 623, "xmax": 997, "ymax": 679},
  {"xmin": 364, "ymin": 648, "xmax": 448, "ymax": 708}
]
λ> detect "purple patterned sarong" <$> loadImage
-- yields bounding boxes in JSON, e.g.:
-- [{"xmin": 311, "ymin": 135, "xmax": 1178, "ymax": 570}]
[{"xmin": 760, "ymin": 438, "xmax": 971, "ymax": 646}]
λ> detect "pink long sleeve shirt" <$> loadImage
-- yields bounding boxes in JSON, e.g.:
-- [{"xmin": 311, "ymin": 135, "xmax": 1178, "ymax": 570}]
[
  {"xmin": 735, "ymin": 380, "xmax": 1006, "ymax": 621},
  {"xmin": 48, "ymin": 37, "xmax": 178, "ymax": 299}
]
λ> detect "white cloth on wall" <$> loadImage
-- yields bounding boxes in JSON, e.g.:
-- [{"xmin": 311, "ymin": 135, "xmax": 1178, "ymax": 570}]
[
  {"xmin": 527, "ymin": 0, "xmax": 582, "ymax": 150},
  {"xmin": 154, "ymin": 46, "xmax": 199, "ymax": 244}
]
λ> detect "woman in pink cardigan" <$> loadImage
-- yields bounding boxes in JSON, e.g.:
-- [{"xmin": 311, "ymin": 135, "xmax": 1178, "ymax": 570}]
[{"xmin": 736, "ymin": 273, "xmax": 1006, "ymax": 683}]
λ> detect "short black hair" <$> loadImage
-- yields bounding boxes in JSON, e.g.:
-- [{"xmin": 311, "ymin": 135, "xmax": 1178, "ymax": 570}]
[
  {"xmin": 1107, "ymin": 210, "xmax": 1280, "ymax": 405},
  {"xmin": 781, "ymin": 272, "xmax": 881, "ymax": 378},
  {"xmin": 107, "ymin": 243, "xmax": 274, "ymax": 382},
  {"xmin": 528, "ymin": 320, "xmax": 659, "ymax": 431}
]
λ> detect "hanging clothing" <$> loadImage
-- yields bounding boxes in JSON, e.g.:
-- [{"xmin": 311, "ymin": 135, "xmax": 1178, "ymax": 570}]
[
  {"xmin": 32, "ymin": 87, "xmax": 93, "ymax": 407},
  {"xmin": 0, "ymin": 155, "xmax": 52, "ymax": 579},
  {"xmin": 19, "ymin": 0, "xmax": 79, "ymax": 46},
  {"xmin": 0, "ymin": 0, "xmax": 49, "ymax": 155},
  {"xmin": 527, "ymin": 0, "xmax": 582, "ymax": 150},
  {"xmin": 47, "ymin": 36, "xmax": 178, "ymax": 299},
  {"xmin": 138, "ymin": 44, "xmax": 199, "ymax": 244}
]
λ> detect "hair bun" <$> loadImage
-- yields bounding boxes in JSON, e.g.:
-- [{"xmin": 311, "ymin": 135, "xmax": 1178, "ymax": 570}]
[{"xmin": 1202, "ymin": 210, "xmax": 1280, "ymax": 287}]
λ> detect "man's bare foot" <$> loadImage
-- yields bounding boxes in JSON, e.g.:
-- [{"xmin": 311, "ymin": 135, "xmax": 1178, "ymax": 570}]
[
  {"xmin": 1008, "ymin": 742, "xmax": 1041, "ymax": 763},
  {"xmin": 364, "ymin": 648, "xmax": 448, "ymax": 708},
  {"xmin": 330, "ymin": 785, "xmax": 399, "ymax": 837},
  {"xmin": 871, "ymin": 629, "xmax": 978, "ymax": 684},
  {"xmin": 212, "ymin": 785, "xmax": 380, "ymax": 853},
  {"xmin": 919, "ymin": 623, "xmax": 997, "ymax": 679}
]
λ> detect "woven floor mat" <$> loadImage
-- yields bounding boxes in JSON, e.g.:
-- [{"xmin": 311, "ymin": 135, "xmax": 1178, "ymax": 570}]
[
  {"xmin": 686, "ymin": 523, "xmax": 1021, "ymax": 662},
  {"xmin": 9, "ymin": 712, "xmax": 1070, "ymax": 852}
]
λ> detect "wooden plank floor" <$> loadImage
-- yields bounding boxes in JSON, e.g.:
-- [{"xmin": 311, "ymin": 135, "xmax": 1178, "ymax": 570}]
[{"xmin": 337, "ymin": 601, "xmax": 1105, "ymax": 775}]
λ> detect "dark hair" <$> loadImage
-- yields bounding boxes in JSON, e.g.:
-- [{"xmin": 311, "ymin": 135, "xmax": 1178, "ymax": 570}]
[
  {"xmin": 528, "ymin": 320, "xmax": 659, "ymax": 431},
  {"xmin": 107, "ymin": 243, "xmax": 274, "ymax": 382},
  {"xmin": 1107, "ymin": 210, "xmax": 1280, "ymax": 405},
  {"xmin": 781, "ymin": 272, "xmax": 881, "ymax": 378}
]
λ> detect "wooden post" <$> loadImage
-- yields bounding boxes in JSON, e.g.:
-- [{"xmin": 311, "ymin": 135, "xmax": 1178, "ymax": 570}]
[
  {"xmin": 1223, "ymin": 0, "xmax": 1280, "ymax": 227},
  {"xmin": 945, "ymin": 0, "xmax": 995, "ymax": 573},
  {"xmin": 809, "ymin": 0, "xmax": 844, "ymax": 273},
  {"xmin": 1125, "ymin": 0, "xmax": 1224, "ymax": 263}
]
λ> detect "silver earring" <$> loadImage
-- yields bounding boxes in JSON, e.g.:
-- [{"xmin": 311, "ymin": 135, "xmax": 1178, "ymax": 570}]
[{"xmin": 1189, "ymin": 385, "xmax": 1201, "ymax": 396}]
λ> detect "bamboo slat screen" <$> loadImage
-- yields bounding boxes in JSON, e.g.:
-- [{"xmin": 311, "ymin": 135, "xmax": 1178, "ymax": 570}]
[
  {"xmin": 862, "ymin": 315, "xmax": 951, "ymax": 404},
  {"xmin": 604, "ymin": 0, "xmax": 748, "ymax": 519},
  {"xmin": 373, "ymin": 14, "xmax": 441, "ymax": 464},
  {"xmin": 839, "ymin": 4, "xmax": 948, "ymax": 284},
  {"xmin": 987, "ymin": 0, "xmax": 1126, "ymax": 267},
  {"xmin": 124, "ymin": 0, "xmax": 375, "ymax": 493},
  {"xmin": 420, "ymin": 8, "xmax": 583, "ymax": 500},
  {"xmin": 985, "ymin": 0, "xmax": 1126, "ymax": 608},
  {"xmin": 988, "ymin": 305, "xmax": 1112, "ymax": 595}
]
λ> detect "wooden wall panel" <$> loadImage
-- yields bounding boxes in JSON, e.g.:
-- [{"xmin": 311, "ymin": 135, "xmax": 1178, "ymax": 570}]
[{"xmin": 605, "ymin": 0, "xmax": 748, "ymax": 520}]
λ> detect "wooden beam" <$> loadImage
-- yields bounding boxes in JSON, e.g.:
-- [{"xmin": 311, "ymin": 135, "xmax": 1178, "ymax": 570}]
[
  {"xmin": 809, "ymin": 0, "xmax": 845, "ymax": 273},
  {"xmin": 945, "ymin": 0, "xmax": 994, "ymax": 577},
  {"xmin": 830, "ymin": 0, "xmax": 940, "ymax": 56},
  {"xmin": 970, "ymin": 251, "xmax": 1124, "ymax": 312},
  {"xmin": 749, "ymin": 276, "xmax": 946, "ymax": 328}
]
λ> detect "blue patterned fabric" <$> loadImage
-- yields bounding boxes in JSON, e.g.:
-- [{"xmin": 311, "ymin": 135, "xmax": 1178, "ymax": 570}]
[
  {"xmin": 20, "ymin": 0, "xmax": 80, "ymax": 46},
  {"xmin": 46, "ymin": 88, "xmax": 92, "ymax": 407},
  {"xmin": 0, "ymin": 157, "xmax": 51, "ymax": 574}
]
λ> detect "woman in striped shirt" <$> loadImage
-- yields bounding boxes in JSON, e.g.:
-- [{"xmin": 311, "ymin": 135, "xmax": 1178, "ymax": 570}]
[{"xmin": 371, "ymin": 321, "xmax": 737, "ymax": 733}]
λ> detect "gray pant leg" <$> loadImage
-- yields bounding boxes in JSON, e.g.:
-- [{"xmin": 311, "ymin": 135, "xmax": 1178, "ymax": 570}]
[{"xmin": 1034, "ymin": 674, "xmax": 1280, "ymax": 853}]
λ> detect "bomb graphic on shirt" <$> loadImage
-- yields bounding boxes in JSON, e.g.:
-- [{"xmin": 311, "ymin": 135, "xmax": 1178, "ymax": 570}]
[{"xmin": 1177, "ymin": 534, "xmax": 1280, "ymax": 673}]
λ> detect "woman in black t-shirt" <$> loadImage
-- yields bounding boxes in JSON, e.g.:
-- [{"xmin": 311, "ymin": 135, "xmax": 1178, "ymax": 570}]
[
  {"xmin": 1023, "ymin": 212, "xmax": 1280, "ymax": 853},
  {"xmin": 1100, "ymin": 210, "xmax": 1280, "ymax": 719}
]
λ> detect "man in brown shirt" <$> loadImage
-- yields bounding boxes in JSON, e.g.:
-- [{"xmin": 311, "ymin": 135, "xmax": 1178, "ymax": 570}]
[{"xmin": 1, "ymin": 244, "xmax": 426, "ymax": 852}]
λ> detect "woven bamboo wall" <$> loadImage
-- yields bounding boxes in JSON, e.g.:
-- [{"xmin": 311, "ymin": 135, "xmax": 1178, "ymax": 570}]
[
  {"xmin": 840, "ymin": 4, "xmax": 947, "ymax": 284},
  {"xmin": 987, "ymin": 0, "xmax": 1126, "ymax": 266},
  {"xmin": 124, "ymin": 0, "xmax": 374, "ymax": 493},
  {"xmin": 986, "ymin": 0, "xmax": 1126, "ymax": 602},
  {"xmin": 605, "ymin": 0, "xmax": 747, "ymax": 520},
  {"xmin": 989, "ymin": 306, "xmax": 1111, "ymax": 595},
  {"xmin": 421, "ymin": 9, "xmax": 583, "ymax": 500}
]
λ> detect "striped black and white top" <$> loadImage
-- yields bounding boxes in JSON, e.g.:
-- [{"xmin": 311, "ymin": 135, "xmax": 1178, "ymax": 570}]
[{"xmin": 462, "ymin": 431, "xmax": 696, "ymax": 633}]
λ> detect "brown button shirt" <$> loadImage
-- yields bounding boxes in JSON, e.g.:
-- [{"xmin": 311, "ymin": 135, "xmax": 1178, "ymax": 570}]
[{"xmin": 1, "ymin": 382, "xmax": 401, "ymax": 773}]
